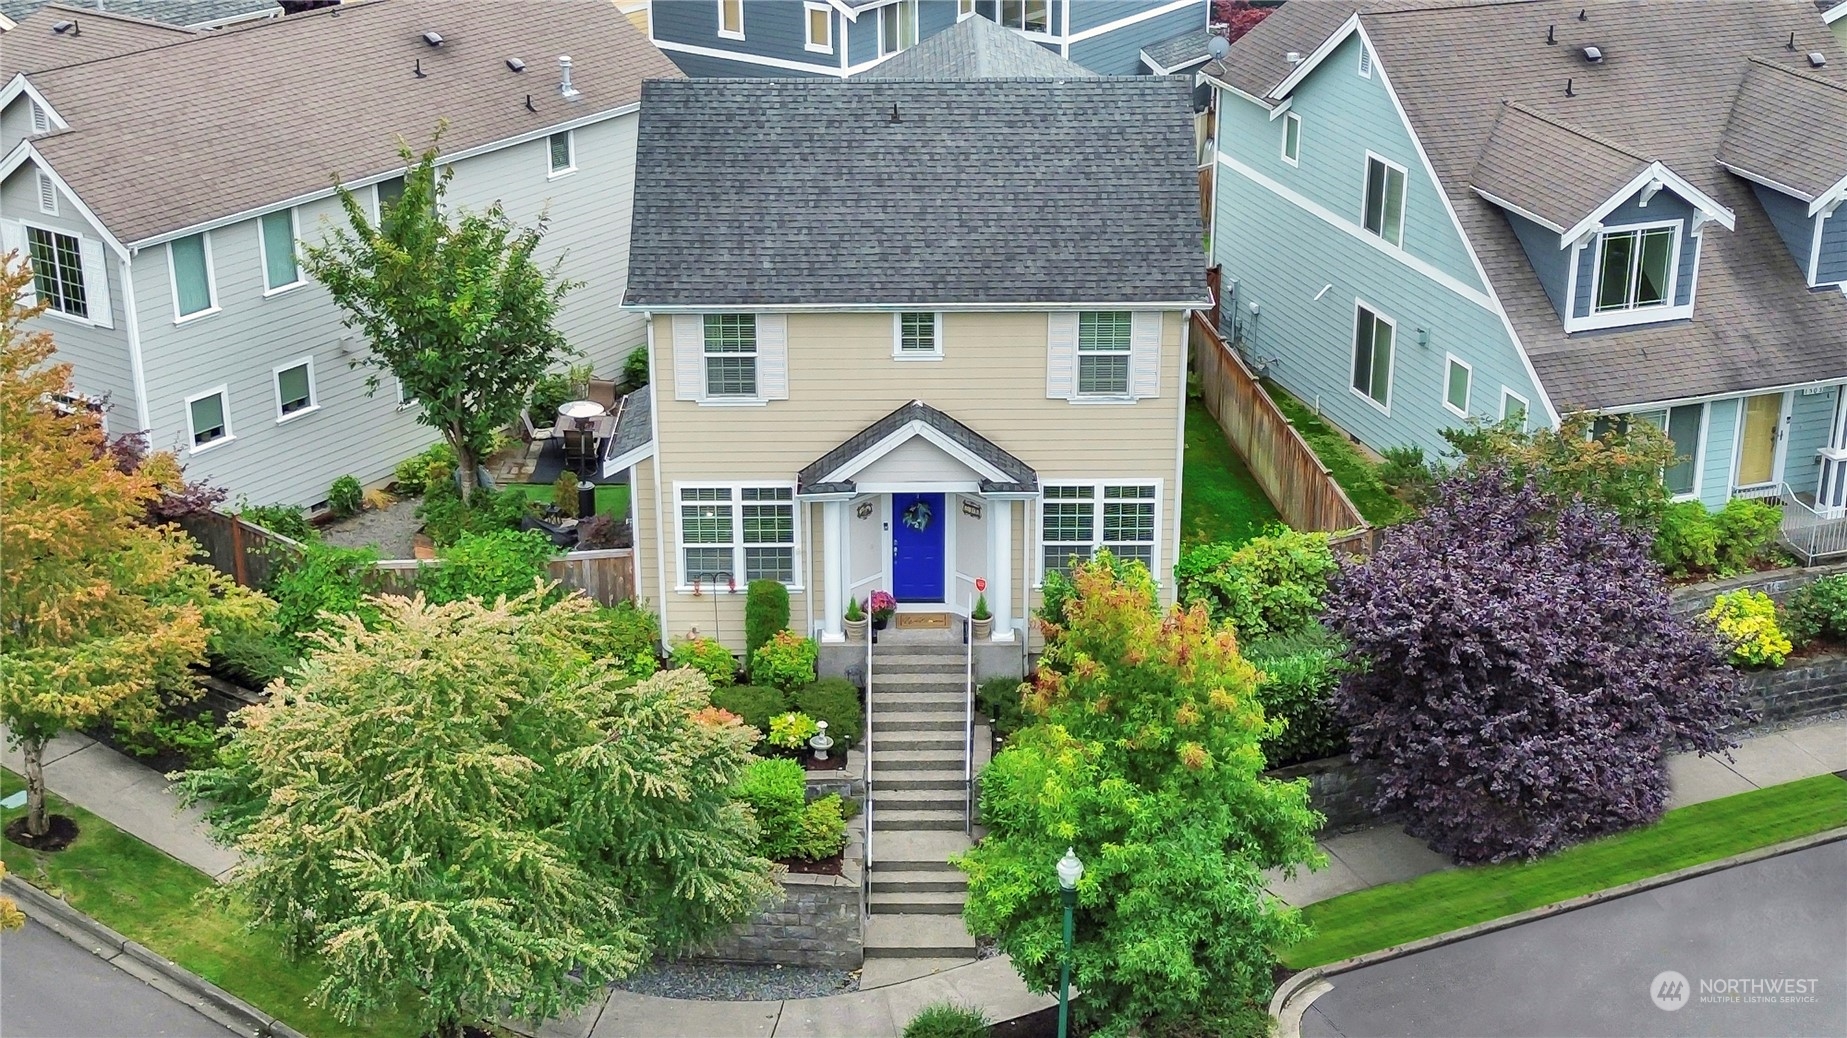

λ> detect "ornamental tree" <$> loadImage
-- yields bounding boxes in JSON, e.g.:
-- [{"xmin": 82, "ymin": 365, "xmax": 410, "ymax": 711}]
[
  {"xmin": 958, "ymin": 553, "xmax": 1322, "ymax": 1038},
  {"xmin": 303, "ymin": 130, "xmax": 578, "ymax": 495},
  {"xmin": 1325, "ymin": 469, "xmax": 1751, "ymax": 864},
  {"xmin": 178, "ymin": 590, "xmax": 775, "ymax": 1038},
  {"xmin": 0, "ymin": 256, "xmax": 208, "ymax": 839}
]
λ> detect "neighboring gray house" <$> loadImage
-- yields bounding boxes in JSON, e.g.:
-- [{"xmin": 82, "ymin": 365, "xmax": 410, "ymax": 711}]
[
  {"xmin": 1, "ymin": 0, "xmax": 680, "ymax": 508},
  {"xmin": 853, "ymin": 10, "xmax": 1092, "ymax": 77},
  {"xmin": 0, "ymin": 0, "xmax": 281, "ymax": 29}
]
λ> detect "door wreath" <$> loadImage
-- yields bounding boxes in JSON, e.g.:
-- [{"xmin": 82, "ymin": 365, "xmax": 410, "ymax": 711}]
[{"xmin": 901, "ymin": 499, "xmax": 933, "ymax": 532}]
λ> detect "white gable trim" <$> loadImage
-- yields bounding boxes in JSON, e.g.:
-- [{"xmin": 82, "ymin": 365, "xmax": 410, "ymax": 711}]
[
  {"xmin": 1809, "ymin": 172, "xmax": 1847, "ymax": 218},
  {"xmin": 1823, "ymin": 2, "xmax": 1847, "ymax": 24},
  {"xmin": 1472, "ymin": 187, "xmax": 1566, "ymax": 234},
  {"xmin": 1717, "ymin": 161, "xmax": 1815, "ymax": 204},
  {"xmin": 820, "ymin": 418, "xmax": 1009, "ymax": 485},
  {"xmin": 1067, "ymin": 0, "xmax": 1203, "ymax": 45},
  {"xmin": 0, "ymin": 142, "xmax": 129, "ymax": 260},
  {"xmin": 1559, "ymin": 161, "xmax": 1735, "ymax": 247},
  {"xmin": 1266, "ymin": 13, "xmax": 1362, "ymax": 100},
  {"xmin": 0, "ymin": 75, "xmax": 69, "ymax": 132},
  {"xmin": 1266, "ymin": 97, "xmax": 1294, "ymax": 121},
  {"xmin": 1200, "ymin": 70, "xmax": 1274, "ymax": 111}
]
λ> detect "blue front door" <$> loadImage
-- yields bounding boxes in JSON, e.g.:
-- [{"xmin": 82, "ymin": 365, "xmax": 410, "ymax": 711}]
[{"xmin": 891, "ymin": 492, "xmax": 946, "ymax": 602}]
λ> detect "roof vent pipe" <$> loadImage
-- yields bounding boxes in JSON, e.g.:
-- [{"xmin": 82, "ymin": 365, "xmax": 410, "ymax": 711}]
[
  {"xmin": 1546, "ymin": 24, "xmax": 1556, "ymax": 44},
  {"xmin": 559, "ymin": 55, "xmax": 580, "ymax": 98}
]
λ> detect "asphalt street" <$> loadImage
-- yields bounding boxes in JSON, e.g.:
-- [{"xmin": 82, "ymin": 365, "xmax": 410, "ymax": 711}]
[
  {"xmin": 1301, "ymin": 840, "xmax": 1847, "ymax": 1038},
  {"xmin": 0, "ymin": 918, "xmax": 237, "ymax": 1038}
]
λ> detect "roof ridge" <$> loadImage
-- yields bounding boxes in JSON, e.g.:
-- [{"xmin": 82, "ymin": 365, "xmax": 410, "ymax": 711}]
[
  {"xmin": 1744, "ymin": 54, "xmax": 1847, "ymax": 93},
  {"xmin": 1500, "ymin": 98, "xmax": 1651, "ymax": 162}
]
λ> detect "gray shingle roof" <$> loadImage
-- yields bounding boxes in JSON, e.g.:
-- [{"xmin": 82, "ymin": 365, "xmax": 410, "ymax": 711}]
[
  {"xmin": 1212, "ymin": 0, "xmax": 1847, "ymax": 412},
  {"xmin": 1141, "ymin": 27, "xmax": 1214, "ymax": 72},
  {"xmin": 1717, "ymin": 58, "xmax": 1847, "ymax": 201},
  {"xmin": 0, "ymin": 0, "xmax": 275, "ymax": 29},
  {"xmin": 797, "ymin": 400, "xmax": 1038, "ymax": 496},
  {"xmin": 2, "ymin": 3, "xmax": 193, "ymax": 77},
  {"xmin": 1469, "ymin": 101, "xmax": 1651, "ymax": 232},
  {"xmin": 624, "ymin": 77, "xmax": 1208, "ymax": 308},
  {"xmin": 856, "ymin": 14, "xmax": 1094, "ymax": 80},
  {"xmin": 19, "ymin": 0, "xmax": 681, "ymax": 245},
  {"xmin": 603, "ymin": 388, "xmax": 652, "ymax": 466}
]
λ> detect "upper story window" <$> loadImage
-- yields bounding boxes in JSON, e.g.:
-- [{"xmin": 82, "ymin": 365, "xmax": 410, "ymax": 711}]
[
  {"xmin": 1077, "ymin": 311, "xmax": 1131, "ymax": 396},
  {"xmin": 704, "ymin": 314, "xmax": 758, "ymax": 397},
  {"xmin": 1281, "ymin": 112, "xmax": 1301, "ymax": 166},
  {"xmin": 1593, "ymin": 225, "xmax": 1676, "ymax": 313},
  {"xmin": 1444, "ymin": 355, "xmax": 1470, "ymax": 418},
  {"xmin": 958, "ymin": 0, "xmax": 975, "ymax": 19},
  {"xmin": 24, "ymin": 226, "xmax": 87, "ymax": 319},
  {"xmin": 879, "ymin": 0, "xmax": 918, "ymax": 55},
  {"xmin": 548, "ymin": 131, "xmax": 576, "ymax": 176},
  {"xmin": 260, "ymin": 209, "xmax": 302, "ymax": 293},
  {"xmin": 717, "ymin": 0, "xmax": 744, "ymax": 39},
  {"xmin": 1350, "ymin": 302, "xmax": 1394, "ymax": 412},
  {"xmin": 895, "ymin": 312, "xmax": 941, "ymax": 359},
  {"xmin": 168, "ymin": 232, "xmax": 217, "ymax": 321},
  {"xmin": 804, "ymin": 2, "xmax": 832, "ymax": 52},
  {"xmin": 996, "ymin": 0, "xmax": 1051, "ymax": 33},
  {"xmin": 1362, "ymin": 154, "xmax": 1406, "ymax": 247},
  {"xmin": 186, "ymin": 385, "xmax": 232, "ymax": 452},
  {"xmin": 1500, "ymin": 388, "xmax": 1529, "ymax": 429},
  {"xmin": 274, "ymin": 357, "xmax": 317, "ymax": 420}
]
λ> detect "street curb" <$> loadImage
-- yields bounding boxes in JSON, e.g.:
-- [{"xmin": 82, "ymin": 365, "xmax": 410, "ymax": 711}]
[
  {"xmin": 2, "ymin": 875, "xmax": 308, "ymax": 1038},
  {"xmin": 1267, "ymin": 825, "xmax": 1847, "ymax": 1037}
]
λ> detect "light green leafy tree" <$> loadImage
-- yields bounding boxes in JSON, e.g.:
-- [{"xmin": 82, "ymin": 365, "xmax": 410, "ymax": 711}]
[
  {"xmin": 178, "ymin": 590, "xmax": 775, "ymax": 1038},
  {"xmin": 303, "ymin": 129, "xmax": 578, "ymax": 495},
  {"xmin": 957, "ymin": 552, "xmax": 1324, "ymax": 1038}
]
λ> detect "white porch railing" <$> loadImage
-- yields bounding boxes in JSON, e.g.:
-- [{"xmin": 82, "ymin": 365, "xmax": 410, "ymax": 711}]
[{"xmin": 1780, "ymin": 483, "xmax": 1847, "ymax": 565}]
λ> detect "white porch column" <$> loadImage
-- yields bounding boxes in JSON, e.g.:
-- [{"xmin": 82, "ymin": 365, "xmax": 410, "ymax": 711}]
[
  {"xmin": 821, "ymin": 500, "xmax": 845, "ymax": 642},
  {"xmin": 988, "ymin": 498, "xmax": 1015, "ymax": 641}
]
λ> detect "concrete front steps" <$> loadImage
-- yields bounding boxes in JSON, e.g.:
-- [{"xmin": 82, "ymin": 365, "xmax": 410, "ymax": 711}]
[{"xmin": 864, "ymin": 639, "xmax": 981, "ymax": 964}]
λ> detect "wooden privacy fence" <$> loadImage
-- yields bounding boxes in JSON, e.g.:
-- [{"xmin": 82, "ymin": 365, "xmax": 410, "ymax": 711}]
[
  {"xmin": 1190, "ymin": 310, "xmax": 1377, "ymax": 552},
  {"xmin": 178, "ymin": 510, "xmax": 638, "ymax": 605}
]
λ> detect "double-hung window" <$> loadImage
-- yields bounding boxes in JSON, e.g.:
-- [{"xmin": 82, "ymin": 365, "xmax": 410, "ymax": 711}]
[
  {"xmin": 274, "ymin": 357, "xmax": 316, "ymax": 420},
  {"xmin": 680, "ymin": 486, "xmax": 797, "ymax": 586},
  {"xmin": 1350, "ymin": 303, "xmax": 1394, "ymax": 410},
  {"xmin": 260, "ymin": 209, "xmax": 302, "ymax": 292},
  {"xmin": 1593, "ymin": 226, "xmax": 1675, "ymax": 313},
  {"xmin": 1362, "ymin": 154, "xmax": 1406, "ymax": 246},
  {"xmin": 896, "ymin": 312, "xmax": 940, "ymax": 358},
  {"xmin": 879, "ymin": 0, "xmax": 918, "ymax": 55},
  {"xmin": 548, "ymin": 131, "xmax": 575, "ymax": 176},
  {"xmin": 169, "ymin": 233, "xmax": 216, "ymax": 320},
  {"xmin": 997, "ymin": 0, "xmax": 1051, "ymax": 33},
  {"xmin": 24, "ymin": 227, "xmax": 88, "ymax": 319},
  {"xmin": 1041, "ymin": 483, "xmax": 1158, "ymax": 578},
  {"xmin": 1629, "ymin": 404, "xmax": 1705, "ymax": 498},
  {"xmin": 1077, "ymin": 311, "xmax": 1131, "ymax": 396},
  {"xmin": 704, "ymin": 314, "xmax": 758, "ymax": 397}
]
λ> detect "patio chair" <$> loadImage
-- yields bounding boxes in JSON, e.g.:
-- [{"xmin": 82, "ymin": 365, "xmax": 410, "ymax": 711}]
[
  {"xmin": 520, "ymin": 407, "xmax": 555, "ymax": 442},
  {"xmin": 561, "ymin": 426, "xmax": 596, "ymax": 474},
  {"xmin": 587, "ymin": 379, "xmax": 619, "ymax": 411}
]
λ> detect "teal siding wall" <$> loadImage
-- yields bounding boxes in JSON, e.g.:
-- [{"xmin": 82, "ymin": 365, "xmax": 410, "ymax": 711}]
[
  {"xmin": 1506, "ymin": 210, "xmax": 1570, "ymax": 318},
  {"xmin": 1699, "ymin": 397, "xmax": 1740, "ymax": 508},
  {"xmin": 1787, "ymin": 387, "xmax": 1838, "ymax": 498},
  {"xmin": 1753, "ymin": 182, "xmax": 1816, "ymax": 277},
  {"xmin": 1819, "ymin": 207, "xmax": 1847, "ymax": 285}
]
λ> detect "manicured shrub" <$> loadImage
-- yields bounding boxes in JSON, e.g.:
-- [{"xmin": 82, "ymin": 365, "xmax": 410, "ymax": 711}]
[
  {"xmin": 1327, "ymin": 469, "xmax": 1752, "ymax": 864},
  {"xmin": 391, "ymin": 442, "xmax": 457, "ymax": 495},
  {"xmin": 670, "ymin": 636, "xmax": 737, "ymax": 687},
  {"xmin": 794, "ymin": 794, "xmax": 848, "ymax": 861},
  {"xmin": 1712, "ymin": 498, "xmax": 1782, "ymax": 573},
  {"xmin": 623, "ymin": 347, "xmax": 649, "ymax": 389},
  {"xmin": 709, "ymin": 685, "xmax": 788, "ymax": 733},
  {"xmin": 744, "ymin": 580, "xmax": 791, "ymax": 675},
  {"xmin": 267, "ymin": 542, "xmax": 382, "ymax": 650},
  {"xmin": 576, "ymin": 514, "xmax": 626, "ymax": 549},
  {"xmin": 795, "ymin": 677, "xmax": 862, "ymax": 746},
  {"xmin": 750, "ymin": 630, "xmax": 818, "ymax": 692},
  {"xmin": 586, "ymin": 602, "xmax": 660, "ymax": 679},
  {"xmin": 416, "ymin": 476, "xmax": 527, "ymax": 548},
  {"xmin": 1243, "ymin": 625, "xmax": 1348, "ymax": 769},
  {"xmin": 327, "ymin": 474, "xmax": 364, "ymax": 519},
  {"xmin": 734, "ymin": 758, "xmax": 807, "ymax": 860},
  {"xmin": 236, "ymin": 500, "xmax": 317, "ymax": 542},
  {"xmin": 1706, "ymin": 589, "xmax": 1790, "ymax": 668},
  {"xmin": 114, "ymin": 712, "xmax": 223, "ymax": 770},
  {"xmin": 1784, "ymin": 574, "xmax": 1847, "ymax": 646},
  {"xmin": 768, "ymin": 711, "xmax": 819, "ymax": 751},
  {"xmin": 1652, "ymin": 501, "xmax": 1721, "ymax": 577},
  {"xmin": 903, "ymin": 1003, "xmax": 989, "ymax": 1038},
  {"xmin": 528, "ymin": 371, "xmax": 577, "ymax": 422},
  {"xmin": 551, "ymin": 470, "xmax": 582, "ymax": 517},
  {"xmin": 1440, "ymin": 411, "xmax": 1677, "ymax": 529},
  {"xmin": 1174, "ymin": 527, "xmax": 1337, "ymax": 640},
  {"xmin": 418, "ymin": 529, "xmax": 557, "ymax": 606},
  {"xmin": 1377, "ymin": 444, "xmax": 1438, "ymax": 507},
  {"xmin": 976, "ymin": 676, "xmax": 1029, "ymax": 738}
]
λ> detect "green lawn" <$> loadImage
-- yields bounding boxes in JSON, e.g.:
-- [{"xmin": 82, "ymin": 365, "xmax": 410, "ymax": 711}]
[
  {"xmin": 1282, "ymin": 773, "xmax": 1847, "ymax": 970},
  {"xmin": 1182, "ymin": 399, "xmax": 1283, "ymax": 547},
  {"xmin": 1260, "ymin": 383, "xmax": 1411, "ymax": 526},
  {"xmin": 512, "ymin": 481, "xmax": 630, "ymax": 519},
  {"xmin": 0, "ymin": 770, "xmax": 422, "ymax": 1037}
]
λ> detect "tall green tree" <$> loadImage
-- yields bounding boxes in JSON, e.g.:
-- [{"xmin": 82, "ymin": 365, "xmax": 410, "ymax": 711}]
[
  {"xmin": 178, "ymin": 590, "xmax": 775, "ymax": 1038},
  {"xmin": 958, "ymin": 553, "xmax": 1323, "ymax": 1038},
  {"xmin": 0, "ymin": 255, "xmax": 208, "ymax": 839},
  {"xmin": 304, "ymin": 131, "xmax": 578, "ymax": 495}
]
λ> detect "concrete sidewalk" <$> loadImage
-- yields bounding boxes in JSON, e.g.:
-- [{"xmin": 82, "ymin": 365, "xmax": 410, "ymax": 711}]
[{"xmin": 1264, "ymin": 717, "xmax": 1847, "ymax": 908}]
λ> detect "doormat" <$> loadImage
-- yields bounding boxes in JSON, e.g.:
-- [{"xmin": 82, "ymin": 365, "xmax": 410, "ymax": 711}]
[{"xmin": 896, "ymin": 612, "xmax": 950, "ymax": 630}]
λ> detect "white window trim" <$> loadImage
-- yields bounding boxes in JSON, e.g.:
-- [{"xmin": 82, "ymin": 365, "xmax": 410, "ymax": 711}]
[
  {"xmin": 167, "ymin": 232, "xmax": 220, "ymax": 324},
  {"xmin": 1361, "ymin": 150, "xmax": 1408, "ymax": 249},
  {"xmin": 547, "ymin": 130, "xmax": 577, "ymax": 179},
  {"xmin": 1281, "ymin": 112, "xmax": 1302, "ymax": 167},
  {"xmin": 1500, "ymin": 387, "xmax": 1530, "ymax": 429},
  {"xmin": 716, "ymin": 0, "xmax": 745, "ymax": 39},
  {"xmin": 1349, "ymin": 300, "xmax": 1394, "ymax": 415},
  {"xmin": 1075, "ymin": 311, "xmax": 1134, "ymax": 400},
  {"xmin": 672, "ymin": 481, "xmax": 803, "ymax": 591},
  {"xmin": 804, "ymin": 1, "xmax": 834, "ymax": 52},
  {"xmin": 17, "ymin": 220, "xmax": 97, "ymax": 326},
  {"xmin": 993, "ymin": 0, "xmax": 1055, "ymax": 38},
  {"xmin": 1035, "ymin": 479, "xmax": 1163, "ymax": 587},
  {"xmin": 258, "ymin": 207, "xmax": 305, "ymax": 296},
  {"xmin": 184, "ymin": 384, "xmax": 234, "ymax": 454},
  {"xmin": 1586, "ymin": 219, "xmax": 1682, "ymax": 315},
  {"xmin": 892, "ymin": 311, "xmax": 943, "ymax": 360},
  {"xmin": 272, "ymin": 355, "xmax": 319, "ymax": 424},
  {"xmin": 704, "ymin": 314, "xmax": 762, "ymax": 401},
  {"xmin": 395, "ymin": 377, "xmax": 417, "ymax": 411},
  {"xmin": 1442, "ymin": 353, "xmax": 1471, "ymax": 419},
  {"xmin": 877, "ymin": 0, "xmax": 918, "ymax": 55},
  {"xmin": 957, "ymin": 0, "xmax": 976, "ymax": 20}
]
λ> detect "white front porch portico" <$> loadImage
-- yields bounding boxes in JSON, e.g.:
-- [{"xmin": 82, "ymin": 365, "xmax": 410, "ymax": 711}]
[{"xmin": 798, "ymin": 401, "xmax": 1038, "ymax": 644}]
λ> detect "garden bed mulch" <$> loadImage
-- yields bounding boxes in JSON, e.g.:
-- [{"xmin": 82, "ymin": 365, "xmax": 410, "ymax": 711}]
[
  {"xmin": 800, "ymin": 751, "xmax": 847, "ymax": 772},
  {"xmin": 779, "ymin": 854, "xmax": 845, "ymax": 877},
  {"xmin": 4, "ymin": 813, "xmax": 79, "ymax": 852}
]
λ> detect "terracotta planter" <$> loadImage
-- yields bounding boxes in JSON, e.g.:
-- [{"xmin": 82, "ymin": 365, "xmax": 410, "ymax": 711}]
[
  {"xmin": 969, "ymin": 616, "xmax": 993, "ymax": 640},
  {"xmin": 844, "ymin": 617, "xmax": 869, "ymax": 642}
]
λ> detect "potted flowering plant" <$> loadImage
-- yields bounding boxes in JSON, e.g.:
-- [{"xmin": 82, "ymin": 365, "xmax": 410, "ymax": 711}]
[
  {"xmin": 843, "ymin": 596, "xmax": 868, "ymax": 642},
  {"xmin": 969, "ymin": 592, "xmax": 992, "ymax": 640},
  {"xmin": 868, "ymin": 590, "xmax": 896, "ymax": 630}
]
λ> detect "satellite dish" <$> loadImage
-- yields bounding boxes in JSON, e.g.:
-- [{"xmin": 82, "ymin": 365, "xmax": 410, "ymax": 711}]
[{"xmin": 1207, "ymin": 34, "xmax": 1231, "ymax": 61}]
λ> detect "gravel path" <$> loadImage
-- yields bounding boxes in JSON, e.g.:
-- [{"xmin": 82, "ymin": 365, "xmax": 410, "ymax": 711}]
[
  {"xmin": 611, "ymin": 961, "xmax": 858, "ymax": 1002},
  {"xmin": 319, "ymin": 496, "xmax": 424, "ymax": 560}
]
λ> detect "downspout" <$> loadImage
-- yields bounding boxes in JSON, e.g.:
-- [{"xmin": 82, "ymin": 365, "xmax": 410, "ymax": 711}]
[
  {"xmin": 804, "ymin": 501, "xmax": 816, "ymax": 638},
  {"xmin": 1171, "ymin": 312, "xmax": 1189, "ymax": 604},
  {"xmin": 119, "ymin": 251, "xmax": 151, "ymax": 433},
  {"xmin": 645, "ymin": 314, "xmax": 672, "ymax": 640}
]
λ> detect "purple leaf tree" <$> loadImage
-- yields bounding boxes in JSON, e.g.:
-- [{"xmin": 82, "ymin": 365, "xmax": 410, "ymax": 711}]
[{"xmin": 1324, "ymin": 469, "xmax": 1752, "ymax": 863}]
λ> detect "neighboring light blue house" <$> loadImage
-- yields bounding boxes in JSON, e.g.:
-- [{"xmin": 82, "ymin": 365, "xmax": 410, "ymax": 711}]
[
  {"xmin": 1203, "ymin": 0, "xmax": 1847, "ymax": 513},
  {"xmin": 647, "ymin": 0, "xmax": 1210, "ymax": 78}
]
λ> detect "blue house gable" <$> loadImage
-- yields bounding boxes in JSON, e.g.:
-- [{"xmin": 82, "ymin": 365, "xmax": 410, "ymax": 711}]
[
  {"xmin": 1718, "ymin": 57, "xmax": 1847, "ymax": 291},
  {"xmin": 648, "ymin": 0, "xmax": 1207, "ymax": 79}
]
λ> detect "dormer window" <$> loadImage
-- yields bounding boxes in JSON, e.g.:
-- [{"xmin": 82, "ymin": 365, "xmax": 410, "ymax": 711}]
[{"xmin": 1593, "ymin": 224, "xmax": 1676, "ymax": 314}]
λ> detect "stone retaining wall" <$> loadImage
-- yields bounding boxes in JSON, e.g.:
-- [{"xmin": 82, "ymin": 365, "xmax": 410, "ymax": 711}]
[
  {"xmin": 1669, "ymin": 561, "xmax": 1847, "ymax": 617},
  {"xmin": 695, "ymin": 819, "xmax": 865, "ymax": 969},
  {"xmin": 805, "ymin": 750, "xmax": 866, "ymax": 802},
  {"xmin": 1267, "ymin": 755, "xmax": 1386, "ymax": 835}
]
